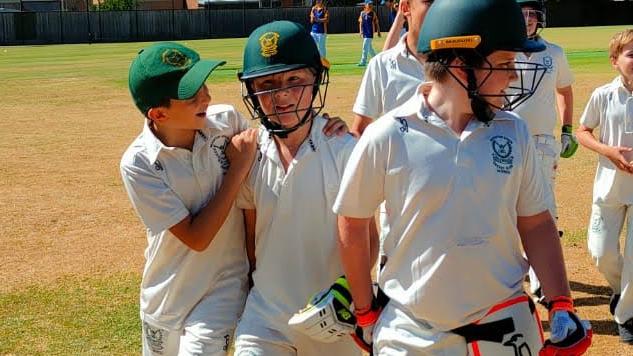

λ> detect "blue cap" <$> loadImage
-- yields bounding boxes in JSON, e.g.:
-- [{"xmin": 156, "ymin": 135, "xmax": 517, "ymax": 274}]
[{"xmin": 365, "ymin": 0, "xmax": 373, "ymax": 4}]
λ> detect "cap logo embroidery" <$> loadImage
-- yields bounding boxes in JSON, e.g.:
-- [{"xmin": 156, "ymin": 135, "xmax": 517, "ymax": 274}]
[
  {"xmin": 161, "ymin": 49, "xmax": 191, "ymax": 67},
  {"xmin": 259, "ymin": 32, "xmax": 280, "ymax": 58}
]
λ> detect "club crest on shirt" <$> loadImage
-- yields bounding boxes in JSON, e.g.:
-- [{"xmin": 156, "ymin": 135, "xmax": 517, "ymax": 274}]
[
  {"xmin": 542, "ymin": 55, "xmax": 553, "ymax": 73},
  {"xmin": 210, "ymin": 135, "xmax": 230, "ymax": 172},
  {"xmin": 490, "ymin": 135, "xmax": 514, "ymax": 174}
]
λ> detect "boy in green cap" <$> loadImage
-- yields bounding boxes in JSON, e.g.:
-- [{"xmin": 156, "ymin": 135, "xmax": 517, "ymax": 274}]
[
  {"xmin": 232, "ymin": 20, "xmax": 372, "ymax": 355},
  {"xmin": 120, "ymin": 41, "xmax": 258, "ymax": 355}
]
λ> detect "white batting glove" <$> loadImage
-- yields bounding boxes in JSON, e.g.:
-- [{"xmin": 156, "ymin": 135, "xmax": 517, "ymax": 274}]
[{"xmin": 288, "ymin": 277, "xmax": 356, "ymax": 342}]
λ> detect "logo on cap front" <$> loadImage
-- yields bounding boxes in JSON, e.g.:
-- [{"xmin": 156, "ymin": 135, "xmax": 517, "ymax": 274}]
[
  {"xmin": 162, "ymin": 49, "xmax": 191, "ymax": 67},
  {"xmin": 259, "ymin": 32, "xmax": 280, "ymax": 58}
]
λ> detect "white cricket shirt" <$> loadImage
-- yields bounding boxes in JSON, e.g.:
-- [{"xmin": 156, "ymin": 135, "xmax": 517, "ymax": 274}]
[
  {"xmin": 236, "ymin": 116, "xmax": 357, "ymax": 323},
  {"xmin": 513, "ymin": 39, "xmax": 574, "ymax": 136},
  {"xmin": 353, "ymin": 35, "xmax": 425, "ymax": 119},
  {"xmin": 580, "ymin": 76, "xmax": 633, "ymax": 205},
  {"xmin": 120, "ymin": 104, "xmax": 249, "ymax": 329},
  {"xmin": 334, "ymin": 89, "xmax": 548, "ymax": 331}
]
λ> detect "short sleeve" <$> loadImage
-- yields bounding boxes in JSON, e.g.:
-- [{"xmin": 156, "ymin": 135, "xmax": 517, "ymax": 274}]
[
  {"xmin": 516, "ymin": 124, "xmax": 548, "ymax": 217},
  {"xmin": 333, "ymin": 128, "xmax": 386, "ymax": 218},
  {"xmin": 555, "ymin": 45, "xmax": 574, "ymax": 88},
  {"xmin": 235, "ymin": 109, "xmax": 250, "ymax": 132},
  {"xmin": 352, "ymin": 58, "xmax": 384, "ymax": 119},
  {"xmin": 579, "ymin": 89, "xmax": 602, "ymax": 129},
  {"xmin": 120, "ymin": 158, "xmax": 189, "ymax": 235}
]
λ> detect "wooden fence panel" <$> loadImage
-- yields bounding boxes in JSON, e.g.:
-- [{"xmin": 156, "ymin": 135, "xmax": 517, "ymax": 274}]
[
  {"xmin": 1, "ymin": 2, "xmax": 630, "ymax": 45},
  {"xmin": 173, "ymin": 9, "xmax": 209, "ymax": 40},
  {"xmin": 0, "ymin": 13, "xmax": 17, "ymax": 44},
  {"xmin": 96, "ymin": 11, "xmax": 135, "ymax": 42},
  {"xmin": 59, "ymin": 12, "xmax": 89, "ymax": 43}
]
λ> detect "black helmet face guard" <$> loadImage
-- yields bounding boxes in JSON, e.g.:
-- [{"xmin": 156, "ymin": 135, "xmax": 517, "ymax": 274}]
[
  {"xmin": 441, "ymin": 52, "xmax": 546, "ymax": 120},
  {"xmin": 521, "ymin": 8, "xmax": 546, "ymax": 38},
  {"xmin": 240, "ymin": 68, "xmax": 329, "ymax": 138}
]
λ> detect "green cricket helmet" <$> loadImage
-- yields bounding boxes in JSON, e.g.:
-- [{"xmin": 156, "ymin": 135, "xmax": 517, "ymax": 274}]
[
  {"xmin": 516, "ymin": 0, "xmax": 546, "ymax": 38},
  {"xmin": 417, "ymin": 0, "xmax": 546, "ymax": 122},
  {"xmin": 238, "ymin": 20, "xmax": 329, "ymax": 137}
]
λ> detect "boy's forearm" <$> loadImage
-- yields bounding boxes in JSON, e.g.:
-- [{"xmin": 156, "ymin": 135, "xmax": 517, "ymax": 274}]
[
  {"xmin": 576, "ymin": 127, "xmax": 606, "ymax": 155},
  {"xmin": 382, "ymin": 12, "xmax": 405, "ymax": 51},
  {"xmin": 172, "ymin": 165, "xmax": 249, "ymax": 251},
  {"xmin": 338, "ymin": 215, "xmax": 375, "ymax": 311},
  {"xmin": 556, "ymin": 86, "xmax": 573, "ymax": 127},
  {"xmin": 518, "ymin": 211, "xmax": 571, "ymax": 299}
]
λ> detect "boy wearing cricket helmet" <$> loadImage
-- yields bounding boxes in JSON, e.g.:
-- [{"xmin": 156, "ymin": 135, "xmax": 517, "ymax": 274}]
[
  {"xmin": 334, "ymin": 0, "xmax": 592, "ymax": 354},
  {"xmin": 233, "ymin": 20, "xmax": 373, "ymax": 355},
  {"xmin": 511, "ymin": 0, "xmax": 577, "ymax": 303}
]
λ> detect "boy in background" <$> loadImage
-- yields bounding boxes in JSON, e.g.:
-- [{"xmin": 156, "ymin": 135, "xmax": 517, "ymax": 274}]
[
  {"xmin": 577, "ymin": 28, "xmax": 633, "ymax": 344},
  {"xmin": 358, "ymin": 0, "xmax": 380, "ymax": 67},
  {"xmin": 310, "ymin": 0, "xmax": 329, "ymax": 59}
]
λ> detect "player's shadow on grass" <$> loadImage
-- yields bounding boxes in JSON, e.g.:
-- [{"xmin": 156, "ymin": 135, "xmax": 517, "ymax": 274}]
[
  {"xmin": 563, "ymin": 280, "xmax": 618, "ymax": 336},
  {"xmin": 569, "ymin": 280, "xmax": 612, "ymax": 296}
]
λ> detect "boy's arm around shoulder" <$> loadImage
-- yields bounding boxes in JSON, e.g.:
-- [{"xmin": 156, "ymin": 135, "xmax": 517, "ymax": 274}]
[{"xmin": 169, "ymin": 128, "xmax": 259, "ymax": 251}]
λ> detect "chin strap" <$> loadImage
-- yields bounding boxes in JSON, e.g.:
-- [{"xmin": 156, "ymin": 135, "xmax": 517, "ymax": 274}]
[
  {"xmin": 465, "ymin": 68, "xmax": 494, "ymax": 123},
  {"xmin": 260, "ymin": 108, "xmax": 314, "ymax": 139}
]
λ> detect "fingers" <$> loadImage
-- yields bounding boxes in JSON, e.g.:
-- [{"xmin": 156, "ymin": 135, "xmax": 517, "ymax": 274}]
[
  {"xmin": 227, "ymin": 128, "xmax": 259, "ymax": 171},
  {"xmin": 322, "ymin": 116, "xmax": 349, "ymax": 137}
]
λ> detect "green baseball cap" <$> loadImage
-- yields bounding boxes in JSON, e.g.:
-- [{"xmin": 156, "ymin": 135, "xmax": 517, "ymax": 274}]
[
  {"xmin": 239, "ymin": 21, "xmax": 323, "ymax": 81},
  {"xmin": 129, "ymin": 42, "xmax": 225, "ymax": 115}
]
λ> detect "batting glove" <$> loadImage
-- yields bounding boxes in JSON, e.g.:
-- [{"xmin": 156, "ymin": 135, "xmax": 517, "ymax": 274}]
[
  {"xmin": 288, "ymin": 276, "xmax": 357, "ymax": 343},
  {"xmin": 560, "ymin": 125, "xmax": 578, "ymax": 158},
  {"xmin": 540, "ymin": 296, "xmax": 592, "ymax": 356}
]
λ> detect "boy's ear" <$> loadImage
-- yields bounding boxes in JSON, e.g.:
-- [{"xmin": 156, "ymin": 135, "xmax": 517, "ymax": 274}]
[
  {"xmin": 147, "ymin": 107, "xmax": 169, "ymax": 123},
  {"xmin": 610, "ymin": 55, "xmax": 619, "ymax": 69},
  {"xmin": 450, "ymin": 57, "xmax": 469, "ymax": 82}
]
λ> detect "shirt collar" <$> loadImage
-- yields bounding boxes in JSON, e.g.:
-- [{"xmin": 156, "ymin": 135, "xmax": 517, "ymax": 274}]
[
  {"xmin": 614, "ymin": 76, "xmax": 633, "ymax": 95},
  {"xmin": 142, "ymin": 120, "xmax": 166, "ymax": 165},
  {"xmin": 258, "ymin": 117, "xmax": 322, "ymax": 163},
  {"xmin": 404, "ymin": 83, "xmax": 510, "ymax": 131}
]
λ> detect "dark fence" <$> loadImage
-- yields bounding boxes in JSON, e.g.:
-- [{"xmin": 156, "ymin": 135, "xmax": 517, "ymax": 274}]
[
  {"xmin": 0, "ymin": 6, "xmax": 391, "ymax": 45},
  {"xmin": 1, "ymin": 0, "xmax": 632, "ymax": 45}
]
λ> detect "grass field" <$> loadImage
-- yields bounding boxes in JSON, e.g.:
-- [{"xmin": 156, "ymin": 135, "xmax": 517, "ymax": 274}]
[{"xmin": 1, "ymin": 25, "xmax": 632, "ymax": 355}]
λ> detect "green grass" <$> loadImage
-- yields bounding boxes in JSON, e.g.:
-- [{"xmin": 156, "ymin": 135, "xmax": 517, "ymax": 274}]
[
  {"xmin": 2, "ymin": 25, "xmax": 625, "ymax": 85},
  {"xmin": 0, "ymin": 273, "xmax": 140, "ymax": 355},
  {"xmin": 1, "ymin": 24, "xmax": 631, "ymax": 355}
]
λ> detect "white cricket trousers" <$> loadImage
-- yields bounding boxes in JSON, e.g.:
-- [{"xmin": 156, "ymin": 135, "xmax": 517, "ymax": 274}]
[
  {"xmin": 310, "ymin": 32, "xmax": 327, "ymax": 58},
  {"xmin": 587, "ymin": 202, "xmax": 633, "ymax": 323},
  {"xmin": 141, "ymin": 275, "xmax": 247, "ymax": 355},
  {"xmin": 528, "ymin": 134, "xmax": 559, "ymax": 295},
  {"xmin": 373, "ymin": 294, "xmax": 543, "ymax": 355},
  {"xmin": 359, "ymin": 37, "xmax": 376, "ymax": 65}
]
